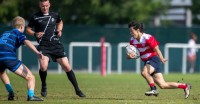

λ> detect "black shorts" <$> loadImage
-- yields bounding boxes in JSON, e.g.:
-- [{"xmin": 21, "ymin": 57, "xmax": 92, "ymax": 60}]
[
  {"xmin": 144, "ymin": 56, "xmax": 161, "ymax": 75},
  {"xmin": 37, "ymin": 42, "xmax": 66, "ymax": 62}
]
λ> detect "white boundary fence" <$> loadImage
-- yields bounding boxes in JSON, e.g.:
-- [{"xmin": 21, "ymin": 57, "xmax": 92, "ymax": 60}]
[
  {"xmin": 69, "ymin": 42, "xmax": 112, "ymax": 74},
  {"xmin": 17, "ymin": 42, "xmax": 200, "ymax": 74},
  {"xmin": 117, "ymin": 42, "xmax": 141, "ymax": 74},
  {"xmin": 164, "ymin": 43, "xmax": 200, "ymax": 74}
]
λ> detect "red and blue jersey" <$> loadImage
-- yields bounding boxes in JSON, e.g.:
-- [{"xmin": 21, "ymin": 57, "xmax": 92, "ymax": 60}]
[{"xmin": 130, "ymin": 33, "xmax": 159, "ymax": 61}]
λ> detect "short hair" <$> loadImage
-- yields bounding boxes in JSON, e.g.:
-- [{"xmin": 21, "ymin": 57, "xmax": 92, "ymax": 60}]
[
  {"xmin": 190, "ymin": 32, "xmax": 197, "ymax": 40},
  {"xmin": 128, "ymin": 20, "xmax": 144, "ymax": 32},
  {"xmin": 39, "ymin": 0, "xmax": 49, "ymax": 2},
  {"xmin": 11, "ymin": 16, "xmax": 25, "ymax": 29}
]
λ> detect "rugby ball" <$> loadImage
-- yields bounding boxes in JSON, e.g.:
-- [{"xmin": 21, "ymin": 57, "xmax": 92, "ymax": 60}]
[{"xmin": 126, "ymin": 45, "xmax": 140, "ymax": 59}]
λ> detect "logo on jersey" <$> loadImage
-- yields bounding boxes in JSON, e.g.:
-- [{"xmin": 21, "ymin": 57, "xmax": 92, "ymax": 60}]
[
  {"xmin": 51, "ymin": 18, "xmax": 54, "ymax": 22},
  {"xmin": 63, "ymin": 52, "xmax": 66, "ymax": 55},
  {"xmin": 38, "ymin": 19, "xmax": 42, "ymax": 23},
  {"xmin": 146, "ymin": 61, "xmax": 150, "ymax": 64}
]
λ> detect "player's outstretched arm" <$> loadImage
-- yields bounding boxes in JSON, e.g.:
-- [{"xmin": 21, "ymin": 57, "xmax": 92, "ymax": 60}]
[
  {"xmin": 23, "ymin": 40, "xmax": 43, "ymax": 59},
  {"xmin": 26, "ymin": 27, "xmax": 35, "ymax": 36},
  {"xmin": 26, "ymin": 27, "xmax": 44, "ymax": 38},
  {"xmin": 154, "ymin": 46, "xmax": 167, "ymax": 63},
  {"xmin": 56, "ymin": 20, "xmax": 63, "ymax": 37}
]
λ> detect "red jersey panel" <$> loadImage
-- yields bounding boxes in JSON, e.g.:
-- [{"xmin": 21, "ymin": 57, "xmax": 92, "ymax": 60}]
[{"xmin": 129, "ymin": 33, "xmax": 159, "ymax": 61}]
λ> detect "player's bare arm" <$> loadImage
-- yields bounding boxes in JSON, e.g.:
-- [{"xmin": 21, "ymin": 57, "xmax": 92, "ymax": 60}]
[
  {"xmin": 23, "ymin": 40, "xmax": 43, "ymax": 59},
  {"xmin": 56, "ymin": 20, "xmax": 63, "ymax": 37},
  {"xmin": 26, "ymin": 27, "xmax": 35, "ymax": 36},
  {"xmin": 153, "ymin": 46, "xmax": 167, "ymax": 63},
  {"xmin": 26, "ymin": 27, "xmax": 44, "ymax": 38}
]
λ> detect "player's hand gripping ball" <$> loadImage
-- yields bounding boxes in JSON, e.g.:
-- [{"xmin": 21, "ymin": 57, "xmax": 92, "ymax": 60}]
[{"xmin": 126, "ymin": 45, "xmax": 140, "ymax": 59}]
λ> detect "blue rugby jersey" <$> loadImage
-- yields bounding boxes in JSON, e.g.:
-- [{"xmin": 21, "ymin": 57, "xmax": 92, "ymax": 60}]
[{"xmin": 0, "ymin": 29, "xmax": 27, "ymax": 60}]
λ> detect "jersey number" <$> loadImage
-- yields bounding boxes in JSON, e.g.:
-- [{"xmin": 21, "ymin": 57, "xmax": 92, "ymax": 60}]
[{"xmin": 0, "ymin": 33, "xmax": 10, "ymax": 44}]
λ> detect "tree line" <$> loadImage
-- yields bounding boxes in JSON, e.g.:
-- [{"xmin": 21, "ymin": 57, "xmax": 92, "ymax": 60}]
[
  {"xmin": 0, "ymin": 0, "xmax": 170, "ymax": 26},
  {"xmin": 1, "ymin": 0, "xmax": 200, "ymax": 26}
]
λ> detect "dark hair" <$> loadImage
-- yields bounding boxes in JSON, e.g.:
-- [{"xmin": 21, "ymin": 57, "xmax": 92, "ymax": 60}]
[
  {"xmin": 40, "ymin": 0, "xmax": 49, "ymax": 2},
  {"xmin": 128, "ymin": 20, "xmax": 144, "ymax": 32}
]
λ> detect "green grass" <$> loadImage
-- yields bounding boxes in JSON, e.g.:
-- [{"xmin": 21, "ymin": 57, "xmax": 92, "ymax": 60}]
[{"xmin": 0, "ymin": 72, "xmax": 200, "ymax": 104}]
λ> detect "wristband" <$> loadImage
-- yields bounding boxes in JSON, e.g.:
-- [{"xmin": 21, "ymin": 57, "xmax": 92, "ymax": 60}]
[{"xmin": 55, "ymin": 30, "xmax": 62, "ymax": 35}]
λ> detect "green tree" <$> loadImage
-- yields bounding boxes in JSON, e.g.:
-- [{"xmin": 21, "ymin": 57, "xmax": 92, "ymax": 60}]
[
  {"xmin": 0, "ymin": 0, "xmax": 18, "ymax": 24},
  {"xmin": 0, "ymin": 0, "xmax": 167, "ymax": 25},
  {"xmin": 0, "ymin": 0, "xmax": 38, "ymax": 24},
  {"xmin": 58, "ymin": 0, "xmax": 167, "ymax": 25},
  {"xmin": 191, "ymin": 0, "xmax": 200, "ymax": 25}
]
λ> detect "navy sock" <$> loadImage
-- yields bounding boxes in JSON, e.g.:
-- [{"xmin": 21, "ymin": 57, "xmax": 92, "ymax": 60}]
[{"xmin": 151, "ymin": 86, "xmax": 157, "ymax": 90}]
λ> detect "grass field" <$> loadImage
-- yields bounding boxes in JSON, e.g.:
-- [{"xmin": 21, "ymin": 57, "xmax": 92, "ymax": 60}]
[{"xmin": 0, "ymin": 72, "xmax": 200, "ymax": 104}]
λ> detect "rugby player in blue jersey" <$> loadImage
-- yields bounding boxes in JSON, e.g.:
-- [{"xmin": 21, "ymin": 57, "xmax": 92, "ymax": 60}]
[{"xmin": 0, "ymin": 16, "xmax": 43, "ymax": 101}]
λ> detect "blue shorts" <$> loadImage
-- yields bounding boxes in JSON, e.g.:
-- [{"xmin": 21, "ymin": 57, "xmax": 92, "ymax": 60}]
[
  {"xmin": 0, "ymin": 59, "xmax": 22, "ymax": 72},
  {"xmin": 144, "ymin": 56, "xmax": 161, "ymax": 75}
]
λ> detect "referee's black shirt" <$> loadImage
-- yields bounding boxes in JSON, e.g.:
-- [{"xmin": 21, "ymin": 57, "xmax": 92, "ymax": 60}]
[{"xmin": 28, "ymin": 11, "xmax": 62, "ymax": 44}]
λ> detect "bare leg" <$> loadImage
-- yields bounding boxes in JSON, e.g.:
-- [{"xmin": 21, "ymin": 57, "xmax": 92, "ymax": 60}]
[
  {"xmin": 0, "ymin": 71, "xmax": 11, "ymax": 84},
  {"xmin": 39, "ymin": 56, "xmax": 49, "ymax": 97},
  {"xmin": 14, "ymin": 64, "xmax": 35, "ymax": 91},
  {"xmin": 141, "ymin": 64, "xmax": 159, "ymax": 96},
  {"xmin": 153, "ymin": 73, "xmax": 180, "ymax": 89},
  {"xmin": 0, "ymin": 71, "xmax": 14, "ymax": 100},
  {"xmin": 141, "ymin": 64, "xmax": 156, "ymax": 90},
  {"xmin": 153, "ymin": 73, "xmax": 191, "ymax": 99},
  {"xmin": 14, "ymin": 64, "xmax": 43, "ymax": 101}
]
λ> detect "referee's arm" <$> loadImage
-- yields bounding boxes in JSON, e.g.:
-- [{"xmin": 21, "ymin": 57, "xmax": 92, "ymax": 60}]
[
  {"xmin": 26, "ymin": 27, "xmax": 35, "ymax": 36},
  {"xmin": 56, "ymin": 20, "xmax": 63, "ymax": 37},
  {"xmin": 26, "ymin": 27, "xmax": 43, "ymax": 38}
]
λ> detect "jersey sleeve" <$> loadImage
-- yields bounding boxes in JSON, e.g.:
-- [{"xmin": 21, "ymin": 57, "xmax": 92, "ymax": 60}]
[
  {"xmin": 147, "ymin": 35, "xmax": 159, "ymax": 49},
  {"xmin": 18, "ymin": 33, "xmax": 27, "ymax": 45},
  {"xmin": 129, "ymin": 37, "xmax": 134, "ymax": 45},
  {"xmin": 27, "ymin": 16, "xmax": 35, "ymax": 28},
  {"xmin": 55, "ymin": 13, "xmax": 62, "ymax": 23}
]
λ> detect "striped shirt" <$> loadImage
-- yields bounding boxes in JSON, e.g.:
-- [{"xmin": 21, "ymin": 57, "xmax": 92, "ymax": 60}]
[
  {"xmin": 130, "ymin": 33, "xmax": 158, "ymax": 61},
  {"xmin": 0, "ymin": 29, "xmax": 27, "ymax": 60}
]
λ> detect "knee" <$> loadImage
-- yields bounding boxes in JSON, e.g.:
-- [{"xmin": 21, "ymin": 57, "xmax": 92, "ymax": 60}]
[
  {"xmin": 40, "ymin": 68, "xmax": 47, "ymax": 71},
  {"xmin": 62, "ymin": 64, "xmax": 71, "ymax": 72},
  {"xmin": 26, "ymin": 74, "xmax": 35, "ymax": 81},
  {"xmin": 63, "ymin": 67, "xmax": 71, "ymax": 72},
  {"xmin": 40, "ymin": 64, "xmax": 48, "ymax": 71},
  {"xmin": 40, "ymin": 62, "xmax": 48, "ymax": 71},
  {"xmin": 157, "ymin": 84, "xmax": 167, "ymax": 89},
  {"xmin": 141, "ymin": 71, "xmax": 147, "ymax": 77}
]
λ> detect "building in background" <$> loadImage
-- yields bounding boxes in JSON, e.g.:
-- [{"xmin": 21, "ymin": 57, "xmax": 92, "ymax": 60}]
[{"xmin": 155, "ymin": 0, "xmax": 192, "ymax": 27}]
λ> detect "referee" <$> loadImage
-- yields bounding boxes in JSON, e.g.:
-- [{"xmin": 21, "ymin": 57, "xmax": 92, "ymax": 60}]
[{"xmin": 26, "ymin": 0, "xmax": 85, "ymax": 97}]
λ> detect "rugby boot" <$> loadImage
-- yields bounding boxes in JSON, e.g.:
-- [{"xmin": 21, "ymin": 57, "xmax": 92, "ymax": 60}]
[
  {"xmin": 27, "ymin": 96, "xmax": 43, "ymax": 101},
  {"xmin": 76, "ymin": 90, "xmax": 86, "ymax": 97},
  {"xmin": 145, "ymin": 90, "xmax": 159, "ymax": 96},
  {"xmin": 184, "ymin": 84, "xmax": 191, "ymax": 99},
  {"xmin": 41, "ymin": 86, "xmax": 47, "ymax": 97},
  {"xmin": 8, "ymin": 91, "xmax": 14, "ymax": 100}
]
